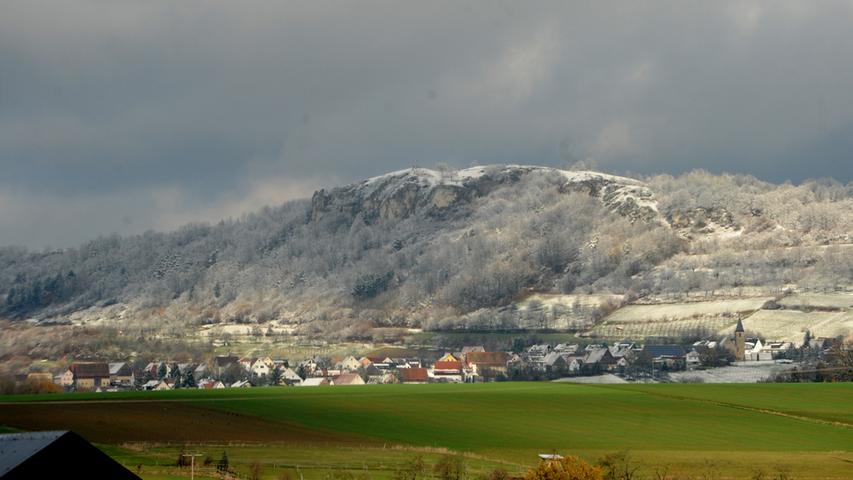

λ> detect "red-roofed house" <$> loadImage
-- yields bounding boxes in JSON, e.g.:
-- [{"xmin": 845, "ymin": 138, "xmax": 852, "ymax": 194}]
[
  {"xmin": 464, "ymin": 352, "xmax": 510, "ymax": 380},
  {"xmin": 431, "ymin": 360, "xmax": 463, "ymax": 383},
  {"xmin": 397, "ymin": 367, "xmax": 430, "ymax": 384}
]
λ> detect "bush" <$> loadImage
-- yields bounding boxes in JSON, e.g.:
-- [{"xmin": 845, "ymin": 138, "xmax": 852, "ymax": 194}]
[{"xmin": 524, "ymin": 456, "xmax": 603, "ymax": 480}]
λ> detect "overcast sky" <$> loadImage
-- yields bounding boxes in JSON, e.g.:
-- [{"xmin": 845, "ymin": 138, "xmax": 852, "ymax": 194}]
[{"xmin": 2, "ymin": 1, "xmax": 853, "ymax": 248}]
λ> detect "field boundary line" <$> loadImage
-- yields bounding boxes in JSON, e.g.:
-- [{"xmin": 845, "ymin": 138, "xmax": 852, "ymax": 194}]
[{"xmin": 586, "ymin": 384, "xmax": 853, "ymax": 430}]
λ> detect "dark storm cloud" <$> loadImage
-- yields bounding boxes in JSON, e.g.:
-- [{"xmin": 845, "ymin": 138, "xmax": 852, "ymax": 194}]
[{"xmin": 1, "ymin": 1, "xmax": 852, "ymax": 247}]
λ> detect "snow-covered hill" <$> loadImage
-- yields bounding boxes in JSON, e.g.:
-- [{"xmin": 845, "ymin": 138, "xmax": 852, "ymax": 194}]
[{"xmin": 312, "ymin": 165, "xmax": 663, "ymax": 225}]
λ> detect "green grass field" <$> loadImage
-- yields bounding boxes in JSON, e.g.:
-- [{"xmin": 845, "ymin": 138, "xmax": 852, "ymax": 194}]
[{"xmin": 1, "ymin": 383, "xmax": 851, "ymax": 479}]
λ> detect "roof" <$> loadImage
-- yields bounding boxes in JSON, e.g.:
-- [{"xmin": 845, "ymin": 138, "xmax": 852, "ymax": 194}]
[
  {"xmin": 465, "ymin": 352, "xmax": 509, "ymax": 366},
  {"xmin": 461, "ymin": 346, "xmax": 485, "ymax": 353},
  {"xmin": 333, "ymin": 373, "xmax": 364, "ymax": 385},
  {"xmin": 433, "ymin": 361, "xmax": 462, "ymax": 371},
  {"xmin": 214, "ymin": 355, "xmax": 239, "ymax": 367},
  {"xmin": 543, "ymin": 352, "xmax": 567, "ymax": 366},
  {"xmin": 735, "ymin": 319, "xmax": 745, "ymax": 332},
  {"xmin": 300, "ymin": 377, "xmax": 329, "ymax": 386},
  {"xmin": 70, "ymin": 362, "xmax": 110, "ymax": 378},
  {"xmin": 1, "ymin": 431, "xmax": 141, "ymax": 479},
  {"xmin": 0, "ymin": 431, "xmax": 66, "ymax": 476},
  {"xmin": 398, "ymin": 367, "xmax": 429, "ymax": 382},
  {"xmin": 643, "ymin": 345, "xmax": 687, "ymax": 358},
  {"xmin": 108, "ymin": 362, "xmax": 132, "ymax": 375},
  {"xmin": 584, "ymin": 348, "xmax": 612, "ymax": 364}
]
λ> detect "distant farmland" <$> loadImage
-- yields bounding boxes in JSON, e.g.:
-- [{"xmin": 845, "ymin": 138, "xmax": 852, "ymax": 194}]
[{"xmin": 1, "ymin": 383, "xmax": 851, "ymax": 479}]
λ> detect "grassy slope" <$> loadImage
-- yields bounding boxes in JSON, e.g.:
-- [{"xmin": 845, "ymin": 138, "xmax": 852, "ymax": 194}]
[{"xmin": 1, "ymin": 383, "xmax": 851, "ymax": 479}]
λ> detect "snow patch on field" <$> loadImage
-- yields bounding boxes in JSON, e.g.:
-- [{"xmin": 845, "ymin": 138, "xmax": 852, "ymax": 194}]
[
  {"xmin": 669, "ymin": 363, "xmax": 790, "ymax": 383},
  {"xmin": 604, "ymin": 298, "xmax": 772, "ymax": 323},
  {"xmin": 779, "ymin": 292, "xmax": 853, "ymax": 309},
  {"xmin": 739, "ymin": 310, "xmax": 853, "ymax": 345}
]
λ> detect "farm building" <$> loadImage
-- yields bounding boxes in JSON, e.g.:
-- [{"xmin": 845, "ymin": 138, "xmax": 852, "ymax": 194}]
[
  {"xmin": 0, "ymin": 431, "xmax": 140, "ymax": 479},
  {"xmin": 68, "ymin": 362, "xmax": 110, "ymax": 390}
]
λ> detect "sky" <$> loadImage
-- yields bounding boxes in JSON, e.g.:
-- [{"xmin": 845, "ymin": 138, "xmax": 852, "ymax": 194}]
[{"xmin": 2, "ymin": 1, "xmax": 853, "ymax": 248}]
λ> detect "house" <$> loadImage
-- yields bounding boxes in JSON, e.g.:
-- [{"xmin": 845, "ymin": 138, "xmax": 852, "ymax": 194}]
[
  {"xmin": 281, "ymin": 368, "xmax": 303, "ymax": 386},
  {"xmin": 251, "ymin": 358, "xmax": 272, "ymax": 378},
  {"xmin": 358, "ymin": 356, "xmax": 380, "ymax": 368},
  {"xmin": 464, "ymin": 352, "xmax": 510, "ymax": 379},
  {"xmin": 431, "ymin": 359, "xmax": 464, "ymax": 382},
  {"xmin": 686, "ymin": 349, "xmax": 701, "ymax": 368},
  {"xmin": 193, "ymin": 363, "xmax": 209, "ymax": 379},
  {"xmin": 69, "ymin": 362, "xmax": 110, "ymax": 390},
  {"xmin": 231, "ymin": 380, "xmax": 252, "ymax": 388},
  {"xmin": 362, "ymin": 363, "xmax": 382, "ymax": 378},
  {"xmin": 584, "ymin": 347, "xmax": 617, "ymax": 371},
  {"xmin": 566, "ymin": 357, "xmax": 584, "ymax": 373},
  {"xmin": 0, "ymin": 431, "xmax": 141, "ymax": 479},
  {"xmin": 397, "ymin": 367, "xmax": 430, "ymax": 384},
  {"xmin": 543, "ymin": 352, "xmax": 569, "ymax": 370},
  {"xmin": 332, "ymin": 373, "xmax": 365, "ymax": 385},
  {"xmin": 214, "ymin": 355, "xmax": 240, "ymax": 377},
  {"xmin": 337, "ymin": 356, "xmax": 362, "ymax": 372},
  {"xmin": 642, "ymin": 345, "xmax": 687, "ymax": 369},
  {"xmin": 198, "ymin": 379, "xmax": 226, "ymax": 389},
  {"xmin": 298, "ymin": 357, "xmax": 323, "ymax": 376},
  {"xmin": 746, "ymin": 339, "xmax": 773, "ymax": 361},
  {"xmin": 525, "ymin": 345, "xmax": 551, "ymax": 370},
  {"xmin": 299, "ymin": 377, "xmax": 330, "ymax": 387},
  {"xmin": 144, "ymin": 361, "xmax": 172, "ymax": 379},
  {"xmin": 154, "ymin": 379, "xmax": 174, "ymax": 390},
  {"xmin": 108, "ymin": 362, "xmax": 134, "ymax": 386},
  {"xmin": 238, "ymin": 357, "xmax": 255, "ymax": 372},
  {"xmin": 58, "ymin": 369, "xmax": 75, "ymax": 387}
]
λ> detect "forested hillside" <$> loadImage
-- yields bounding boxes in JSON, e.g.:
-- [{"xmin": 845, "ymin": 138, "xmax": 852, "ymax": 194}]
[{"xmin": 1, "ymin": 165, "xmax": 851, "ymax": 340}]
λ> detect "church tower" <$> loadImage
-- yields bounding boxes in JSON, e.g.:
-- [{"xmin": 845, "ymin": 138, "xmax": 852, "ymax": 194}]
[{"xmin": 734, "ymin": 318, "xmax": 745, "ymax": 361}]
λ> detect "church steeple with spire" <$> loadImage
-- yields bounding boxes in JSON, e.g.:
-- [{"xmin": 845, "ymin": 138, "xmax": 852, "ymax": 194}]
[{"xmin": 734, "ymin": 318, "xmax": 745, "ymax": 361}]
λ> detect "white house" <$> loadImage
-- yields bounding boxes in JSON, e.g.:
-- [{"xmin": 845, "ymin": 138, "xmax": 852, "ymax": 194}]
[
  {"xmin": 251, "ymin": 359, "xmax": 271, "ymax": 377},
  {"xmin": 337, "ymin": 356, "xmax": 362, "ymax": 372},
  {"xmin": 747, "ymin": 339, "xmax": 773, "ymax": 361},
  {"xmin": 281, "ymin": 368, "xmax": 303, "ymax": 386}
]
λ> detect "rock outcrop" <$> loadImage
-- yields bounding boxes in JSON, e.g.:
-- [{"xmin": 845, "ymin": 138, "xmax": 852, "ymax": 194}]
[{"xmin": 311, "ymin": 165, "xmax": 663, "ymax": 225}]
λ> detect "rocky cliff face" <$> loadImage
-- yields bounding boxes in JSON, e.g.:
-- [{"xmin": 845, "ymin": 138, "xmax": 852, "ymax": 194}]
[{"xmin": 311, "ymin": 165, "xmax": 663, "ymax": 225}]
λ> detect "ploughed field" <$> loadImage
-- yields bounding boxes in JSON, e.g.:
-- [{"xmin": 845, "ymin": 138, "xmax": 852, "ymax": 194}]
[{"xmin": 1, "ymin": 383, "xmax": 851, "ymax": 479}]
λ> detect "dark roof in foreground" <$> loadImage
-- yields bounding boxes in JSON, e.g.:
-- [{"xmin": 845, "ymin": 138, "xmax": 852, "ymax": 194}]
[
  {"xmin": 0, "ymin": 431, "xmax": 140, "ymax": 479},
  {"xmin": 0, "ymin": 431, "xmax": 65, "ymax": 477}
]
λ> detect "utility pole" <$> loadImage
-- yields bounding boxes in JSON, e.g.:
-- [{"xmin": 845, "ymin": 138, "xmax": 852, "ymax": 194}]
[{"xmin": 181, "ymin": 453, "xmax": 204, "ymax": 480}]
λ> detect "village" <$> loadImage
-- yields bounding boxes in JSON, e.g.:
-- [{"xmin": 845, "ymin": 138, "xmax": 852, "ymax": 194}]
[{"xmin": 17, "ymin": 321, "xmax": 844, "ymax": 393}]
